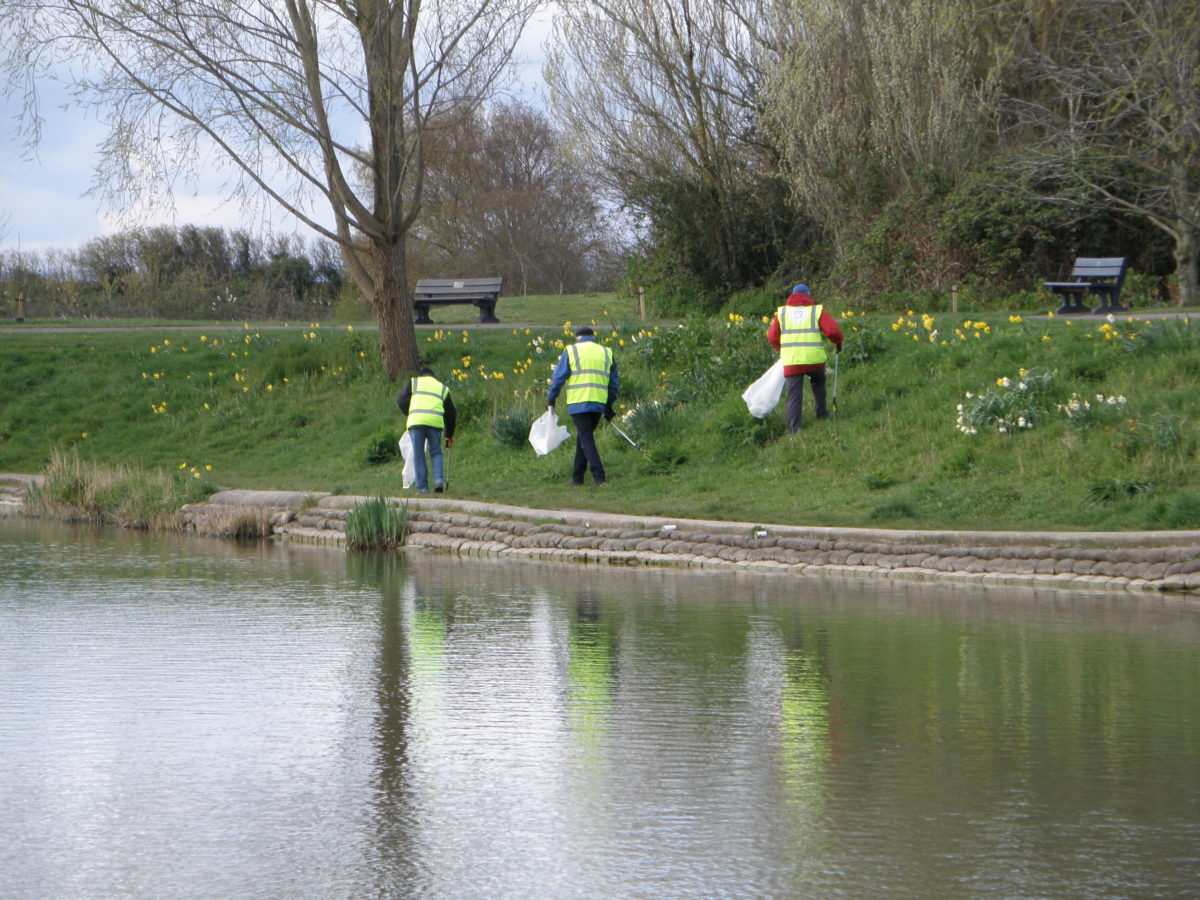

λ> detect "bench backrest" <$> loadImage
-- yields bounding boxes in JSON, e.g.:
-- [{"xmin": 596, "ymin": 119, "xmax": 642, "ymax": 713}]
[
  {"xmin": 414, "ymin": 277, "xmax": 503, "ymax": 297},
  {"xmin": 1069, "ymin": 258, "xmax": 1126, "ymax": 282}
]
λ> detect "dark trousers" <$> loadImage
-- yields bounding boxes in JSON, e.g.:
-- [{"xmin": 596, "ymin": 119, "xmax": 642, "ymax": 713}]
[
  {"xmin": 784, "ymin": 368, "xmax": 827, "ymax": 433},
  {"xmin": 570, "ymin": 411, "xmax": 605, "ymax": 484}
]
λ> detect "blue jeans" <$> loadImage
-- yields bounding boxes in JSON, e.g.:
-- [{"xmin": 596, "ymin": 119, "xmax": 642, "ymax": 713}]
[{"xmin": 409, "ymin": 425, "xmax": 444, "ymax": 492}]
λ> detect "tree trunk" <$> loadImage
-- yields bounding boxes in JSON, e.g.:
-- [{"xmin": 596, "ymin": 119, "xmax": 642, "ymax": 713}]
[
  {"xmin": 1174, "ymin": 231, "xmax": 1197, "ymax": 308},
  {"xmin": 1170, "ymin": 161, "xmax": 1198, "ymax": 308},
  {"xmin": 370, "ymin": 238, "xmax": 420, "ymax": 379}
]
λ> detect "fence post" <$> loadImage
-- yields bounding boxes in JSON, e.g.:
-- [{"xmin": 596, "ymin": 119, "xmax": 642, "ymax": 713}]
[
  {"xmin": 951, "ymin": 284, "xmax": 958, "ymax": 313},
  {"xmin": 638, "ymin": 285, "xmax": 646, "ymax": 321}
]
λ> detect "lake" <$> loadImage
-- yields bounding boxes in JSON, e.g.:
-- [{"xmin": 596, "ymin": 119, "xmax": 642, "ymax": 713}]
[{"xmin": 2, "ymin": 518, "xmax": 1199, "ymax": 899}]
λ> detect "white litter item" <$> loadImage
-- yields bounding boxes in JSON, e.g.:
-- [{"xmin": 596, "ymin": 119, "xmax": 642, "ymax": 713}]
[
  {"xmin": 397, "ymin": 430, "xmax": 417, "ymax": 489},
  {"xmin": 742, "ymin": 359, "xmax": 785, "ymax": 418},
  {"xmin": 529, "ymin": 410, "xmax": 570, "ymax": 456}
]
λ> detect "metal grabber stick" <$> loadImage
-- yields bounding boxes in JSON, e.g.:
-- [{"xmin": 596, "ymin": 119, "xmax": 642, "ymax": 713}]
[
  {"xmin": 609, "ymin": 420, "xmax": 646, "ymax": 453},
  {"xmin": 832, "ymin": 349, "xmax": 840, "ymax": 415}
]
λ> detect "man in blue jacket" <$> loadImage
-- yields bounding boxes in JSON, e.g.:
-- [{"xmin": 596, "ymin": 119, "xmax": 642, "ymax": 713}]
[{"xmin": 547, "ymin": 326, "xmax": 620, "ymax": 486}]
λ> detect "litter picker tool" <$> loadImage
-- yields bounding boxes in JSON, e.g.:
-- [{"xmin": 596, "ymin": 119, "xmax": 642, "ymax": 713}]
[
  {"xmin": 831, "ymin": 350, "xmax": 840, "ymax": 415},
  {"xmin": 609, "ymin": 420, "xmax": 646, "ymax": 453}
]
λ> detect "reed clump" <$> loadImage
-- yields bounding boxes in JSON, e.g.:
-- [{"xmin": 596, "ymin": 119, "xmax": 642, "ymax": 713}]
[
  {"xmin": 26, "ymin": 448, "xmax": 215, "ymax": 529},
  {"xmin": 344, "ymin": 494, "xmax": 408, "ymax": 550}
]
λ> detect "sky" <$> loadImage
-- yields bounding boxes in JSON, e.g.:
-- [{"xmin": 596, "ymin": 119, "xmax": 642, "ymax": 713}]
[{"xmin": 0, "ymin": 7, "xmax": 554, "ymax": 257}]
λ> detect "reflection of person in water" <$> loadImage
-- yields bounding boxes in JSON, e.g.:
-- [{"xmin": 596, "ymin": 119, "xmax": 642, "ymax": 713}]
[
  {"xmin": 357, "ymin": 555, "xmax": 456, "ymax": 884},
  {"xmin": 356, "ymin": 554, "xmax": 419, "ymax": 881},
  {"xmin": 567, "ymin": 590, "xmax": 618, "ymax": 761},
  {"xmin": 774, "ymin": 627, "xmax": 833, "ymax": 824}
]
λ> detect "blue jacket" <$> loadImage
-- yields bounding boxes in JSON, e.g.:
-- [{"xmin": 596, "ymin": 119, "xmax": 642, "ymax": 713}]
[{"xmin": 547, "ymin": 335, "xmax": 620, "ymax": 415}]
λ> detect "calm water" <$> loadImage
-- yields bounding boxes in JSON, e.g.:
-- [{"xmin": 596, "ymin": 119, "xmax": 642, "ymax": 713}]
[{"xmin": 2, "ymin": 518, "xmax": 1199, "ymax": 899}]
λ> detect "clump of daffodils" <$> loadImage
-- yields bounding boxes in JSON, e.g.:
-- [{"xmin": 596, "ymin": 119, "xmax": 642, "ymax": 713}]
[
  {"xmin": 1057, "ymin": 392, "xmax": 1130, "ymax": 432},
  {"xmin": 956, "ymin": 368, "xmax": 1056, "ymax": 435}
]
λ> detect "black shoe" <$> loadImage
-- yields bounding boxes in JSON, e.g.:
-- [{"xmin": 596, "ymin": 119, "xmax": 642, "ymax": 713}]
[
  {"xmin": 571, "ymin": 480, "xmax": 584, "ymax": 487},
  {"xmin": 594, "ymin": 479, "xmax": 607, "ymax": 486},
  {"xmin": 434, "ymin": 483, "xmax": 444, "ymax": 493}
]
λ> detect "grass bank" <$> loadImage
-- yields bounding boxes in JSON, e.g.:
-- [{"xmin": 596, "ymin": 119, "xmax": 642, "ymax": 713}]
[{"xmin": 1, "ymin": 300, "xmax": 1198, "ymax": 531}]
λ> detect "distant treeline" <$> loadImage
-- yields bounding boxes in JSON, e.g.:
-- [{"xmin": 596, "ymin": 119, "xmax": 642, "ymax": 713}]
[
  {"xmin": 0, "ymin": 226, "xmax": 348, "ymax": 320},
  {"xmin": 0, "ymin": 100, "xmax": 629, "ymax": 322}
]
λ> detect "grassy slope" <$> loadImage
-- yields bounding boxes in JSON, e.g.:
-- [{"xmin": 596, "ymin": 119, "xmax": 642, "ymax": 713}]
[{"xmin": 1, "ymin": 296, "xmax": 1197, "ymax": 531}]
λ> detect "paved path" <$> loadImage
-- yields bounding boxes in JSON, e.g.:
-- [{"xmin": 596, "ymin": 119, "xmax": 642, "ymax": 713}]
[{"xmin": 3, "ymin": 310, "xmax": 1198, "ymax": 336}]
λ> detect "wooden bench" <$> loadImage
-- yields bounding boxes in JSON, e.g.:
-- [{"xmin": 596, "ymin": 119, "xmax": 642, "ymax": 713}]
[
  {"xmin": 413, "ymin": 277, "xmax": 503, "ymax": 324},
  {"xmin": 1044, "ymin": 257, "xmax": 1127, "ymax": 315}
]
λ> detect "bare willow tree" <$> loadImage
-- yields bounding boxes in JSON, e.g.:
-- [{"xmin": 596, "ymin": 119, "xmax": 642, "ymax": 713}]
[
  {"xmin": 763, "ymin": 0, "xmax": 990, "ymax": 255},
  {"xmin": 0, "ymin": 0, "xmax": 540, "ymax": 377},
  {"xmin": 544, "ymin": 0, "xmax": 783, "ymax": 291},
  {"xmin": 1000, "ymin": 0, "xmax": 1200, "ymax": 307}
]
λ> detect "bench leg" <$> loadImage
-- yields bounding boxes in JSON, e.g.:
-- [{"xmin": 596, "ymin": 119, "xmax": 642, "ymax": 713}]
[
  {"xmin": 1054, "ymin": 291, "xmax": 1091, "ymax": 315},
  {"xmin": 1090, "ymin": 290, "xmax": 1125, "ymax": 315},
  {"xmin": 413, "ymin": 303, "xmax": 433, "ymax": 325},
  {"xmin": 477, "ymin": 301, "xmax": 499, "ymax": 324}
]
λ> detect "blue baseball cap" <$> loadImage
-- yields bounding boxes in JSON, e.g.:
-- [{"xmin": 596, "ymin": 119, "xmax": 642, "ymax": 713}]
[{"xmin": 792, "ymin": 283, "xmax": 809, "ymax": 295}]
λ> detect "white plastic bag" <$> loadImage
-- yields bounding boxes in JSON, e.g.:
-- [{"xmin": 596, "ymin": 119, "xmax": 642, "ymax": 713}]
[
  {"xmin": 397, "ymin": 430, "xmax": 417, "ymax": 489},
  {"xmin": 742, "ymin": 359, "xmax": 785, "ymax": 418},
  {"xmin": 529, "ymin": 409, "xmax": 570, "ymax": 456}
]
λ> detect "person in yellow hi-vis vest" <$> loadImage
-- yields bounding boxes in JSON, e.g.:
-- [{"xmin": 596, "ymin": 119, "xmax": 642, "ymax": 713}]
[
  {"xmin": 547, "ymin": 326, "xmax": 620, "ymax": 486},
  {"xmin": 396, "ymin": 367, "xmax": 457, "ymax": 493},
  {"xmin": 767, "ymin": 284, "xmax": 843, "ymax": 433}
]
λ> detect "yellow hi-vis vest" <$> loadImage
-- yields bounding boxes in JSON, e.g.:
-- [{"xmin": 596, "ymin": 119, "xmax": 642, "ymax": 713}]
[
  {"xmin": 777, "ymin": 304, "xmax": 827, "ymax": 367},
  {"xmin": 565, "ymin": 341, "xmax": 613, "ymax": 406},
  {"xmin": 407, "ymin": 375, "xmax": 448, "ymax": 429}
]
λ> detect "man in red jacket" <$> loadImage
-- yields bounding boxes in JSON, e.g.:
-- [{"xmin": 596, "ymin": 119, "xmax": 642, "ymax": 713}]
[{"xmin": 766, "ymin": 284, "xmax": 844, "ymax": 433}]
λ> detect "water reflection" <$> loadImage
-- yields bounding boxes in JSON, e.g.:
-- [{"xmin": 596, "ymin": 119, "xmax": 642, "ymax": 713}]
[
  {"xmin": 566, "ymin": 590, "xmax": 617, "ymax": 763},
  {"xmin": 3, "ymin": 519, "xmax": 1200, "ymax": 898}
]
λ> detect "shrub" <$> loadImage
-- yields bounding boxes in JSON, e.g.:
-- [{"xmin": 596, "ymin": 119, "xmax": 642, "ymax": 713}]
[
  {"xmin": 1087, "ymin": 478, "xmax": 1154, "ymax": 505},
  {"xmin": 641, "ymin": 439, "xmax": 688, "ymax": 475},
  {"xmin": 491, "ymin": 408, "xmax": 535, "ymax": 447},
  {"xmin": 622, "ymin": 400, "xmax": 676, "ymax": 440},
  {"xmin": 628, "ymin": 314, "xmax": 774, "ymax": 402},
  {"xmin": 1144, "ymin": 492, "xmax": 1200, "ymax": 529},
  {"xmin": 865, "ymin": 472, "xmax": 900, "ymax": 490},
  {"xmin": 365, "ymin": 428, "xmax": 403, "ymax": 464},
  {"xmin": 716, "ymin": 404, "xmax": 785, "ymax": 449},
  {"xmin": 839, "ymin": 315, "xmax": 890, "ymax": 365}
]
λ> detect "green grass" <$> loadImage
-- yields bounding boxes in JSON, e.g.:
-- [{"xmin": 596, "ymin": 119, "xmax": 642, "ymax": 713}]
[{"xmin": 0, "ymin": 307, "xmax": 1197, "ymax": 531}]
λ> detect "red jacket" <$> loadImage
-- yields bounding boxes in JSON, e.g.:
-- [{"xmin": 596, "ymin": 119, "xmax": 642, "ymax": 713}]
[{"xmin": 767, "ymin": 292, "xmax": 844, "ymax": 375}]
